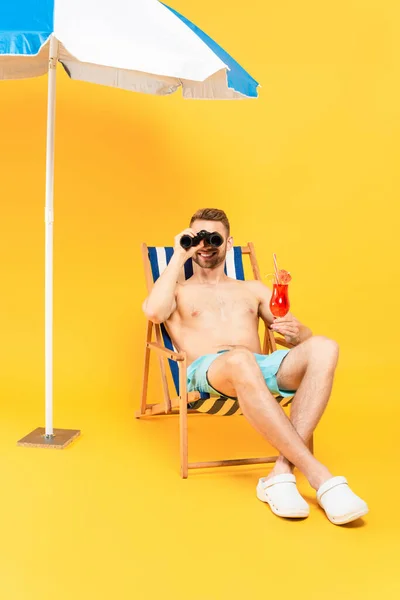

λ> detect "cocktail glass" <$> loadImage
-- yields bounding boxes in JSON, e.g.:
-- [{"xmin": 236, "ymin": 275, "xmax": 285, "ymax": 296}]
[{"xmin": 269, "ymin": 283, "xmax": 290, "ymax": 318}]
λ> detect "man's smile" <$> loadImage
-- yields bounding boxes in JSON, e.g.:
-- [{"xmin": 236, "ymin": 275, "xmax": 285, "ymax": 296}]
[{"xmin": 197, "ymin": 250, "xmax": 217, "ymax": 260}]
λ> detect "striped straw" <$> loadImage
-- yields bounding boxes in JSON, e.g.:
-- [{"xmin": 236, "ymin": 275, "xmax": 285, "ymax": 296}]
[{"xmin": 273, "ymin": 253, "xmax": 280, "ymax": 284}]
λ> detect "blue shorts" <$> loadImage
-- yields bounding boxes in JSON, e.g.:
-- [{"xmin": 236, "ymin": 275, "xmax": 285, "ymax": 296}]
[{"xmin": 187, "ymin": 349, "xmax": 296, "ymax": 400}]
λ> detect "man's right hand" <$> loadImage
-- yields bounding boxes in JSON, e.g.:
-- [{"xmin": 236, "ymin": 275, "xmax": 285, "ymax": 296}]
[
  {"xmin": 144, "ymin": 228, "xmax": 202, "ymax": 323},
  {"xmin": 174, "ymin": 228, "xmax": 203, "ymax": 261}
]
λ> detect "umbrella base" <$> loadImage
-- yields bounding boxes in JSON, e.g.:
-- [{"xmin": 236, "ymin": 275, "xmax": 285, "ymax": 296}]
[{"xmin": 17, "ymin": 427, "xmax": 80, "ymax": 449}]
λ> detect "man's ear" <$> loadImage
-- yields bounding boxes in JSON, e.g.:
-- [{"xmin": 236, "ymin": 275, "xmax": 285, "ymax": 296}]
[{"xmin": 227, "ymin": 236, "xmax": 234, "ymax": 251}]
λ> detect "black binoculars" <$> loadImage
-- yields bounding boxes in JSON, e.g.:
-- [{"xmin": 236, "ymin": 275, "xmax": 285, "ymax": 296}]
[{"xmin": 180, "ymin": 230, "xmax": 224, "ymax": 250}]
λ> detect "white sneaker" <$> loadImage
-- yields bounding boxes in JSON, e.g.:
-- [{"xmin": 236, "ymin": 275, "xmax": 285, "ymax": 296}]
[
  {"xmin": 317, "ymin": 476, "xmax": 369, "ymax": 525},
  {"xmin": 257, "ymin": 473, "xmax": 310, "ymax": 518}
]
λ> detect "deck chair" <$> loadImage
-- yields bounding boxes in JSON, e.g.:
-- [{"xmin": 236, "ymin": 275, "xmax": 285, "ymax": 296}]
[{"xmin": 137, "ymin": 242, "xmax": 314, "ymax": 478}]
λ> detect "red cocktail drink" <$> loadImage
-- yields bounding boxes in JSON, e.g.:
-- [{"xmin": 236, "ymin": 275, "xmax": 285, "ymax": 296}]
[{"xmin": 269, "ymin": 283, "xmax": 290, "ymax": 318}]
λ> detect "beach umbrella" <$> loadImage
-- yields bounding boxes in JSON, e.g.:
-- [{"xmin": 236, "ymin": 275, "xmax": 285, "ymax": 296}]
[{"xmin": 0, "ymin": 0, "xmax": 259, "ymax": 448}]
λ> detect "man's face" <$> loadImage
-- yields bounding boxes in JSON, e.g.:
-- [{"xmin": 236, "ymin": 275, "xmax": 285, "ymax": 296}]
[{"xmin": 190, "ymin": 219, "xmax": 232, "ymax": 269}]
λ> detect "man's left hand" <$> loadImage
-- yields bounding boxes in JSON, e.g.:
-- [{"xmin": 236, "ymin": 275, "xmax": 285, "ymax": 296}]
[{"xmin": 270, "ymin": 315, "xmax": 301, "ymax": 345}]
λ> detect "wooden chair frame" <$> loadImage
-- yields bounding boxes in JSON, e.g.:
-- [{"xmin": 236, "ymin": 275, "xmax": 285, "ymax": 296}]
[{"xmin": 136, "ymin": 242, "xmax": 314, "ymax": 478}]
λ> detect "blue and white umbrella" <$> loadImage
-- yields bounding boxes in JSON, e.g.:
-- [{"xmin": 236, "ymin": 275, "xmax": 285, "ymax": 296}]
[
  {"xmin": 0, "ymin": 0, "xmax": 258, "ymax": 97},
  {"xmin": 1, "ymin": 0, "xmax": 259, "ymax": 445}
]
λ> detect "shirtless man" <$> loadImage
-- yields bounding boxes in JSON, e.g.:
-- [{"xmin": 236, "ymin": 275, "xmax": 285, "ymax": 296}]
[{"xmin": 143, "ymin": 208, "xmax": 368, "ymax": 525}]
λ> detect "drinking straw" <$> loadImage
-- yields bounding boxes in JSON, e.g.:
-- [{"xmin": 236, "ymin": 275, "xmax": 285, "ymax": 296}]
[{"xmin": 273, "ymin": 253, "xmax": 280, "ymax": 284}]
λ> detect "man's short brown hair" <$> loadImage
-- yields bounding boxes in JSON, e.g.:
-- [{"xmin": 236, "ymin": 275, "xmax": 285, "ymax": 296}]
[{"xmin": 189, "ymin": 208, "xmax": 230, "ymax": 235}]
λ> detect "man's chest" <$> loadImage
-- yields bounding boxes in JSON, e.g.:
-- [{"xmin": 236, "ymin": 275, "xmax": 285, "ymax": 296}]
[{"xmin": 177, "ymin": 286, "xmax": 259, "ymax": 322}]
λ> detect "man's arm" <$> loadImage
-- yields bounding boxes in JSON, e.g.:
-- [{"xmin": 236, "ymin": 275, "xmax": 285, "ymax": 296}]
[
  {"xmin": 142, "ymin": 228, "xmax": 199, "ymax": 324},
  {"xmin": 142, "ymin": 253, "xmax": 183, "ymax": 323},
  {"xmin": 249, "ymin": 280, "xmax": 313, "ymax": 346}
]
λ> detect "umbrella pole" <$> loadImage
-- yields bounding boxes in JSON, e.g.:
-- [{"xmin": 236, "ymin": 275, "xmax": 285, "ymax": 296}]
[
  {"xmin": 44, "ymin": 35, "xmax": 58, "ymax": 438},
  {"xmin": 17, "ymin": 36, "xmax": 80, "ymax": 449}
]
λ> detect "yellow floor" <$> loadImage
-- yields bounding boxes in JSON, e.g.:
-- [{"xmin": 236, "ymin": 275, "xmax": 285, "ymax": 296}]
[
  {"xmin": 1, "ymin": 365, "xmax": 399, "ymax": 600},
  {"xmin": 1, "ymin": 1, "xmax": 399, "ymax": 595}
]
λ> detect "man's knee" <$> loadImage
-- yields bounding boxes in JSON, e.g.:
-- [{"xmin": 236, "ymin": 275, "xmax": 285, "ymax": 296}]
[
  {"xmin": 225, "ymin": 348, "xmax": 258, "ymax": 372},
  {"xmin": 307, "ymin": 336, "xmax": 339, "ymax": 365}
]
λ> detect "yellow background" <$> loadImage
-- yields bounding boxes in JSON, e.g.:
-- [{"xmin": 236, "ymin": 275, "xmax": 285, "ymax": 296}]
[{"xmin": 1, "ymin": 1, "xmax": 399, "ymax": 598}]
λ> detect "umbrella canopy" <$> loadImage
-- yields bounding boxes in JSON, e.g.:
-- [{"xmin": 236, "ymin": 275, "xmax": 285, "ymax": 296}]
[
  {"xmin": 1, "ymin": 0, "xmax": 259, "ymax": 444},
  {"xmin": 0, "ymin": 0, "xmax": 258, "ymax": 98}
]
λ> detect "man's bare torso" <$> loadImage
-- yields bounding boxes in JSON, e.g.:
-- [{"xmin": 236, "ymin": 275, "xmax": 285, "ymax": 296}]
[{"xmin": 166, "ymin": 277, "xmax": 262, "ymax": 365}]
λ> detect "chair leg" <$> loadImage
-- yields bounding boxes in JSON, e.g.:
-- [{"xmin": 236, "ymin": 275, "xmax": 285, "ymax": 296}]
[
  {"xmin": 178, "ymin": 359, "xmax": 188, "ymax": 478},
  {"xmin": 309, "ymin": 434, "xmax": 314, "ymax": 455},
  {"xmin": 138, "ymin": 321, "xmax": 153, "ymax": 417}
]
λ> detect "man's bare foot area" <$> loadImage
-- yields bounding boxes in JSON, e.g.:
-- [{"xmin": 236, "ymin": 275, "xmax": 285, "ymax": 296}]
[
  {"xmin": 265, "ymin": 456, "xmax": 334, "ymax": 491},
  {"xmin": 265, "ymin": 457, "xmax": 293, "ymax": 481}
]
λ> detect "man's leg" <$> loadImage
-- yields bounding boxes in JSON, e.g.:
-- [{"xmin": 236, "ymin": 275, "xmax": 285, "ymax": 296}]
[
  {"xmin": 207, "ymin": 347, "xmax": 333, "ymax": 490},
  {"xmin": 269, "ymin": 335, "xmax": 339, "ymax": 478}
]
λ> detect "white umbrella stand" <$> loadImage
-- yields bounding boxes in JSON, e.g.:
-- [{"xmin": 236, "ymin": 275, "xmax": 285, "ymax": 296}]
[{"xmin": 17, "ymin": 37, "xmax": 80, "ymax": 448}]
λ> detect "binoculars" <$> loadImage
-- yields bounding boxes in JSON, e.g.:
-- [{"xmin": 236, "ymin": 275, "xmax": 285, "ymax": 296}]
[{"xmin": 180, "ymin": 230, "xmax": 224, "ymax": 250}]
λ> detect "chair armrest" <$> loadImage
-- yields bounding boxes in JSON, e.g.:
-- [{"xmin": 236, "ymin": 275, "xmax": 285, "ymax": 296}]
[
  {"xmin": 274, "ymin": 336, "xmax": 295, "ymax": 349},
  {"xmin": 147, "ymin": 342, "xmax": 186, "ymax": 362}
]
